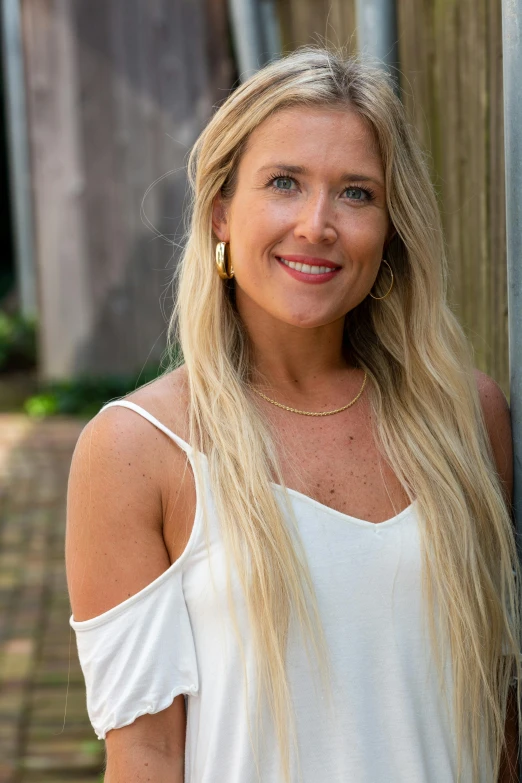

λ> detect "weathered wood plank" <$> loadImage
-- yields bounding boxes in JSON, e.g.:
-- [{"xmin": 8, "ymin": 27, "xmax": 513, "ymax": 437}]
[
  {"xmin": 486, "ymin": 0, "xmax": 508, "ymax": 388},
  {"xmin": 73, "ymin": 0, "xmax": 137, "ymax": 373},
  {"xmin": 22, "ymin": 0, "xmax": 233, "ymax": 379},
  {"xmin": 278, "ymin": 0, "xmax": 357, "ymax": 51},
  {"xmin": 20, "ymin": 0, "xmax": 94, "ymax": 379}
]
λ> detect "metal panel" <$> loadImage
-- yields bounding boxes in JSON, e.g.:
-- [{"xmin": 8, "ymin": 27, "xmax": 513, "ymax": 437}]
[
  {"xmin": 1, "ymin": 0, "xmax": 36, "ymax": 317},
  {"xmin": 355, "ymin": 0, "xmax": 398, "ymax": 77},
  {"xmin": 502, "ymin": 0, "xmax": 522, "ymax": 560},
  {"xmin": 227, "ymin": 0, "xmax": 266, "ymax": 78}
]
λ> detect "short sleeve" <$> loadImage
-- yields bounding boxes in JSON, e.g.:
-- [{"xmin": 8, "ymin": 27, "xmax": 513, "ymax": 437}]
[{"xmin": 70, "ymin": 567, "xmax": 199, "ymax": 739}]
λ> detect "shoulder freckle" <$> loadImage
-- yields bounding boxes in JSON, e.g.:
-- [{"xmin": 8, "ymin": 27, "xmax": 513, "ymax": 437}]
[
  {"xmin": 474, "ymin": 369, "xmax": 509, "ymax": 422},
  {"xmin": 474, "ymin": 369, "xmax": 513, "ymax": 500}
]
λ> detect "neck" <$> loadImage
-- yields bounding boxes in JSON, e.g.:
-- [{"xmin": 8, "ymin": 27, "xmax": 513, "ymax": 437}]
[{"xmin": 237, "ymin": 298, "xmax": 358, "ymax": 398}]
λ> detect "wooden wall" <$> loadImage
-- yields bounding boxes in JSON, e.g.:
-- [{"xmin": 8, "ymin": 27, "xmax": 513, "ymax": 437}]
[
  {"xmin": 277, "ymin": 0, "xmax": 509, "ymax": 392},
  {"xmin": 277, "ymin": 0, "xmax": 357, "ymax": 53},
  {"xmin": 21, "ymin": 0, "xmax": 233, "ymax": 380}
]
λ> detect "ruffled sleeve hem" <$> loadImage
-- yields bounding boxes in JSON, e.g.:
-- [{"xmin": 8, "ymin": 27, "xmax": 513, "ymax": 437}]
[{"xmin": 93, "ymin": 683, "xmax": 199, "ymax": 739}]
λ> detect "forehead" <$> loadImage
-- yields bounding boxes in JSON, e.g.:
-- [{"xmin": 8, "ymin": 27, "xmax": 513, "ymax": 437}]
[{"xmin": 240, "ymin": 105, "xmax": 383, "ymax": 178}]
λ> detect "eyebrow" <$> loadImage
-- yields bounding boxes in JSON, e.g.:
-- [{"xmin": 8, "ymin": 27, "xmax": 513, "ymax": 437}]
[{"xmin": 258, "ymin": 163, "xmax": 384, "ymax": 187}]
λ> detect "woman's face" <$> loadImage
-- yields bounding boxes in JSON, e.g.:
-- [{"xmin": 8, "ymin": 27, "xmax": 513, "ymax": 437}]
[{"xmin": 212, "ymin": 105, "xmax": 392, "ymax": 330}]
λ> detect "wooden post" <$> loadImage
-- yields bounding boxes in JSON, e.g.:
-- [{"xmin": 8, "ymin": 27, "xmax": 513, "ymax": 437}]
[{"xmin": 21, "ymin": 0, "xmax": 233, "ymax": 380}]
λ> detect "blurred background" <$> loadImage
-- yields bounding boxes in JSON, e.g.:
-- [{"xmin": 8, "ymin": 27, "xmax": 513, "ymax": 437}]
[{"xmin": 0, "ymin": 0, "xmax": 508, "ymax": 780}]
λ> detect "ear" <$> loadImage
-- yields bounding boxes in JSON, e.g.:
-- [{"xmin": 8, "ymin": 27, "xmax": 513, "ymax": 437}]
[{"xmin": 212, "ymin": 192, "xmax": 230, "ymax": 242}]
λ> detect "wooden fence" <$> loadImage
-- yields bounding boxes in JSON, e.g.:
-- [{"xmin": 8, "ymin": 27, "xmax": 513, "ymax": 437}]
[
  {"xmin": 277, "ymin": 0, "xmax": 508, "ymax": 393},
  {"xmin": 21, "ymin": 0, "xmax": 233, "ymax": 379}
]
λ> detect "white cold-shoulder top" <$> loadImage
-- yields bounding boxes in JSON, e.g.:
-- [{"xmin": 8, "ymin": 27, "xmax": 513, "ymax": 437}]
[{"xmin": 70, "ymin": 400, "xmax": 484, "ymax": 782}]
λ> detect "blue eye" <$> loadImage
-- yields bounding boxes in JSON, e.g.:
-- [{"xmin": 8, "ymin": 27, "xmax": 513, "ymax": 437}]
[
  {"xmin": 273, "ymin": 177, "xmax": 295, "ymax": 190},
  {"xmin": 345, "ymin": 187, "xmax": 366, "ymax": 200}
]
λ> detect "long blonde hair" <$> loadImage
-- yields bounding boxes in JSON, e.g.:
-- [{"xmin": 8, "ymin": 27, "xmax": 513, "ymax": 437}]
[{"xmin": 167, "ymin": 48, "xmax": 521, "ymax": 781}]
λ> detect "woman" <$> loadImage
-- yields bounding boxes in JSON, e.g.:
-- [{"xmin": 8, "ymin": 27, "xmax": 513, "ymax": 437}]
[{"xmin": 66, "ymin": 49, "xmax": 521, "ymax": 782}]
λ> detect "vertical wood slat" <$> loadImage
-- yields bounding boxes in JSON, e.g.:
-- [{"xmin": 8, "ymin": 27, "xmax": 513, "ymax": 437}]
[
  {"xmin": 72, "ymin": 0, "xmax": 137, "ymax": 374},
  {"xmin": 278, "ymin": 0, "xmax": 357, "ymax": 53},
  {"xmin": 20, "ymin": 0, "xmax": 94, "ymax": 379},
  {"xmin": 487, "ymin": 0, "xmax": 508, "ymax": 388},
  {"xmin": 458, "ymin": 0, "xmax": 489, "ymax": 372},
  {"xmin": 22, "ymin": 0, "xmax": 233, "ymax": 379},
  {"xmin": 277, "ymin": 0, "xmax": 509, "ymax": 393}
]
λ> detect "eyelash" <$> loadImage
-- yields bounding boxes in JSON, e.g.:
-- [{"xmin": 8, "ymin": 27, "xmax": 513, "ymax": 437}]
[{"xmin": 264, "ymin": 171, "xmax": 376, "ymax": 202}]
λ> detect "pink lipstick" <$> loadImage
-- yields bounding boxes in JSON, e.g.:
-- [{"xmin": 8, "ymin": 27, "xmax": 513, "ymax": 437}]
[{"xmin": 276, "ymin": 255, "xmax": 342, "ymax": 284}]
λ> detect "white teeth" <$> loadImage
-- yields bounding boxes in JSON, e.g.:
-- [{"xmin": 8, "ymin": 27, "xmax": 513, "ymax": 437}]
[{"xmin": 280, "ymin": 258, "xmax": 336, "ymax": 275}]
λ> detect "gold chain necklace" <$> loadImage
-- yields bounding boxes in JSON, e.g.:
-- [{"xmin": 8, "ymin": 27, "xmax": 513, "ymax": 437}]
[{"xmin": 248, "ymin": 371, "xmax": 368, "ymax": 417}]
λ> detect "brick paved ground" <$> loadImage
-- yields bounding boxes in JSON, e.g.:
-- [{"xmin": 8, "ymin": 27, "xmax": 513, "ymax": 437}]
[{"xmin": 0, "ymin": 414, "xmax": 104, "ymax": 783}]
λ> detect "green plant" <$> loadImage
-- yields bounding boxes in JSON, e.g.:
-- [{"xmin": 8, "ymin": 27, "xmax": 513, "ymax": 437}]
[
  {"xmin": 0, "ymin": 311, "xmax": 37, "ymax": 371},
  {"xmin": 81, "ymin": 739, "xmax": 103, "ymax": 757},
  {"xmin": 24, "ymin": 364, "xmax": 166, "ymax": 418}
]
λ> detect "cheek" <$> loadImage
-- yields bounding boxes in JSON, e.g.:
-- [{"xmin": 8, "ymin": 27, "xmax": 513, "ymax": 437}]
[
  {"xmin": 341, "ymin": 213, "xmax": 388, "ymax": 259},
  {"xmin": 230, "ymin": 202, "xmax": 294, "ymax": 261}
]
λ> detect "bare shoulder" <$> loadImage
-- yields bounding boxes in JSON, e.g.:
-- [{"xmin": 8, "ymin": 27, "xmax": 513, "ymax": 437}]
[
  {"xmin": 473, "ymin": 368, "xmax": 511, "ymax": 441},
  {"xmin": 123, "ymin": 365, "xmax": 191, "ymax": 440},
  {"xmin": 91, "ymin": 364, "xmax": 192, "ymax": 500},
  {"xmin": 70, "ymin": 365, "xmax": 190, "ymax": 502},
  {"xmin": 473, "ymin": 369, "xmax": 513, "ymax": 502},
  {"xmin": 66, "ymin": 366, "xmax": 193, "ymax": 622}
]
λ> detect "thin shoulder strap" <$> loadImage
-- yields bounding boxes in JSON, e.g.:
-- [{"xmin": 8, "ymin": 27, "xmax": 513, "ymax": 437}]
[{"xmin": 100, "ymin": 400, "xmax": 194, "ymax": 459}]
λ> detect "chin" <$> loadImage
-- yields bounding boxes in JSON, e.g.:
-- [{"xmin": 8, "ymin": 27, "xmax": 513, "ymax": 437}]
[{"xmin": 278, "ymin": 309, "xmax": 339, "ymax": 329}]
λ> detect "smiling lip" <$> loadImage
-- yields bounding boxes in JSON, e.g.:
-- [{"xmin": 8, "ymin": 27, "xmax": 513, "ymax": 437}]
[
  {"xmin": 278, "ymin": 255, "xmax": 341, "ymax": 270},
  {"xmin": 276, "ymin": 255, "xmax": 341, "ymax": 284}
]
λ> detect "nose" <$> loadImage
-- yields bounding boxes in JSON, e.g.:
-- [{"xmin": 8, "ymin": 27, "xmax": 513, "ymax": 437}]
[{"xmin": 293, "ymin": 190, "xmax": 338, "ymax": 245}]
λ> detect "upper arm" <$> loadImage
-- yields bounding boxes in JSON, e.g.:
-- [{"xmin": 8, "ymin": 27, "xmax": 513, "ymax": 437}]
[
  {"xmin": 103, "ymin": 704, "xmax": 186, "ymax": 782},
  {"xmin": 65, "ymin": 406, "xmax": 189, "ymax": 766},
  {"xmin": 474, "ymin": 369, "xmax": 513, "ymax": 506},
  {"xmin": 66, "ymin": 406, "xmax": 170, "ymax": 621}
]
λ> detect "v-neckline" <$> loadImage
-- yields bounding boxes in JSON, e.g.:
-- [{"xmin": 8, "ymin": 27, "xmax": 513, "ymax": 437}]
[{"xmin": 270, "ymin": 481, "xmax": 417, "ymax": 529}]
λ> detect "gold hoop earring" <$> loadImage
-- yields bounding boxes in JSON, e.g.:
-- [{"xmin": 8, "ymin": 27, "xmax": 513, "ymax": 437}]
[
  {"xmin": 369, "ymin": 259, "xmax": 394, "ymax": 300},
  {"xmin": 215, "ymin": 241, "xmax": 234, "ymax": 280}
]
